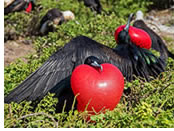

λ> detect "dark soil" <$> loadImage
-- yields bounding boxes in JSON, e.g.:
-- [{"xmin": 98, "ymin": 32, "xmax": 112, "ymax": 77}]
[{"xmin": 4, "ymin": 38, "xmax": 35, "ymax": 66}]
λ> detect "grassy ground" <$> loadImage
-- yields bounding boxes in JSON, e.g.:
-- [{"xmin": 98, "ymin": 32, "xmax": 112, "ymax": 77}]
[{"xmin": 4, "ymin": 0, "xmax": 174, "ymax": 128}]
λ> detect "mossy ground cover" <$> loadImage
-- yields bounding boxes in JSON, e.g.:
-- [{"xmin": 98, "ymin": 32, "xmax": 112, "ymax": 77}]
[{"xmin": 4, "ymin": 0, "xmax": 174, "ymax": 128}]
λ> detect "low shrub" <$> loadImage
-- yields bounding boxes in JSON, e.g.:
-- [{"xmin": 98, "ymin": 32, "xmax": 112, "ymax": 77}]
[{"xmin": 4, "ymin": 0, "xmax": 174, "ymax": 128}]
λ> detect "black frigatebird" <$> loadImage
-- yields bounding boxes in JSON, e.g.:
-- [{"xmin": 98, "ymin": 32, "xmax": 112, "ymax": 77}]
[
  {"xmin": 5, "ymin": 14, "xmax": 167, "ymax": 112},
  {"xmin": 4, "ymin": 0, "xmax": 35, "ymax": 15},
  {"xmin": 39, "ymin": 8, "xmax": 75, "ymax": 35}
]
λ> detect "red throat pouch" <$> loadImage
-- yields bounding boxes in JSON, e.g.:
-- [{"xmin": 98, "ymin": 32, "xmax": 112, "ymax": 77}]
[{"xmin": 26, "ymin": 2, "xmax": 32, "ymax": 13}]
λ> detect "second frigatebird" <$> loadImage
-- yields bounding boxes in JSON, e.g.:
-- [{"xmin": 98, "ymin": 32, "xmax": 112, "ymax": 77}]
[{"xmin": 133, "ymin": 10, "xmax": 174, "ymax": 63}]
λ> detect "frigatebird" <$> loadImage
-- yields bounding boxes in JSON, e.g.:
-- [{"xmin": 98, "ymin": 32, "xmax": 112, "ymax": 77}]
[
  {"xmin": 5, "ymin": 14, "xmax": 167, "ymax": 112},
  {"xmin": 39, "ymin": 8, "xmax": 75, "ymax": 35},
  {"xmin": 4, "ymin": 0, "xmax": 35, "ymax": 15}
]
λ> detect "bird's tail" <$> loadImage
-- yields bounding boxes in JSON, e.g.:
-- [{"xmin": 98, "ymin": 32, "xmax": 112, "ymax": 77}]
[{"xmin": 129, "ymin": 44, "xmax": 166, "ymax": 80}]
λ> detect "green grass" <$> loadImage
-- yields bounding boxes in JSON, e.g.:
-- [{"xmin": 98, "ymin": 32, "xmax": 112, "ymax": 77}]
[{"xmin": 4, "ymin": 0, "xmax": 174, "ymax": 128}]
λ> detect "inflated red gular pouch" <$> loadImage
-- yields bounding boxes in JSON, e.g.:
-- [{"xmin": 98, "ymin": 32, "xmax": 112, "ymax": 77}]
[
  {"xmin": 25, "ymin": 2, "xmax": 32, "ymax": 13},
  {"xmin": 115, "ymin": 25, "xmax": 152, "ymax": 49},
  {"xmin": 114, "ymin": 13, "xmax": 152, "ymax": 50},
  {"xmin": 71, "ymin": 63, "xmax": 124, "ymax": 115}
]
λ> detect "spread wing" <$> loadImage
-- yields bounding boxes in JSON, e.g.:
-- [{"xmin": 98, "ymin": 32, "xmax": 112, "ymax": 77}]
[
  {"xmin": 5, "ymin": 36, "xmax": 132, "ymax": 103},
  {"xmin": 5, "ymin": 44, "xmax": 76, "ymax": 103}
]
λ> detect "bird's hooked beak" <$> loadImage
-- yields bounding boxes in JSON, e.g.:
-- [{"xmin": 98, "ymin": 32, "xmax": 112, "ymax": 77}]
[
  {"xmin": 53, "ymin": 18, "xmax": 61, "ymax": 25},
  {"xmin": 124, "ymin": 13, "xmax": 135, "ymax": 32},
  {"xmin": 91, "ymin": 61, "xmax": 103, "ymax": 71}
]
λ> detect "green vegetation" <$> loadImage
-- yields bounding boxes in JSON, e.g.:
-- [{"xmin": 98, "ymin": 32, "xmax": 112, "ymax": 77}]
[{"xmin": 4, "ymin": 0, "xmax": 174, "ymax": 128}]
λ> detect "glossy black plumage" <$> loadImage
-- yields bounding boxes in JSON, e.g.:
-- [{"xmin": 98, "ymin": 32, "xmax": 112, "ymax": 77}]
[
  {"xmin": 5, "ymin": 35, "xmax": 166, "ymax": 105},
  {"xmin": 84, "ymin": 56, "xmax": 103, "ymax": 71},
  {"xmin": 133, "ymin": 20, "xmax": 174, "ymax": 62},
  {"xmin": 84, "ymin": 56, "xmax": 102, "ymax": 65},
  {"xmin": 79, "ymin": 0, "xmax": 102, "ymax": 14},
  {"xmin": 4, "ymin": 0, "xmax": 35, "ymax": 15}
]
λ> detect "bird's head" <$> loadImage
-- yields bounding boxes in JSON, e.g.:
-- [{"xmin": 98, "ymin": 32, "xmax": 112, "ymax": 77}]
[
  {"xmin": 84, "ymin": 56, "xmax": 103, "ymax": 71},
  {"xmin": 114, "ymin": 13, "xmax": 134, "ymax": 45},
  {"xmin": 114, "ymin": 13, "xmax": 152, "ymax": 49},
  {"xmin": 52, "ymin": 17, "xmax": 62, "ymax": 25}
]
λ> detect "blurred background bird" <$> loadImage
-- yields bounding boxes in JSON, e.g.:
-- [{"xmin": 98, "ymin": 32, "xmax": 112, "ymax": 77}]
[
  {"xmin": 4, "ymin": 0, "xmax": 36, "ymax": 15},
  {"xmin": 78, "ymin": 0, "xmax": 102, "ymax": 14},
  {"xmin": 38, "ymin": 8, "xmax": 75, "ymax": 35}
]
